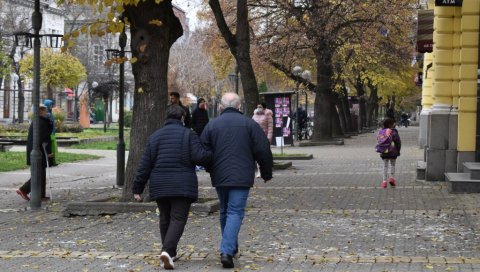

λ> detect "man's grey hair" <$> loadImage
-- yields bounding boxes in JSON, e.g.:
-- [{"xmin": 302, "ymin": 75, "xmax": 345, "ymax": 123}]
[
  {"xmin": 166, "ymin": 104, "xmax": 186, "ymax": 120},
  {"xmin": 220, "ymin": 92, "xmax": 241, "ymax": 109}
]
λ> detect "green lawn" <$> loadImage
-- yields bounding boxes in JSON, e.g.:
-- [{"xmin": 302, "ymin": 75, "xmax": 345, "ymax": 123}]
[
  {"xmin": 69, "ymin": 141, "xmax": 130, "ymax": 150},
  {"xmin": 58, "ymin": 128, "xmax": 128, "ymax": 139},
  {"xmin": 0, "ymin": 152, "xmax": 102, "ymax": 172},
  {"xmin": 0, "ymin": 128, "xmax": 129, "ymax": 140}
]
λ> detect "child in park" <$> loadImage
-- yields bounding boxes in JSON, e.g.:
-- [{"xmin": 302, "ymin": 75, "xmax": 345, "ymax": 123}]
[{"xmin": 375, "ymin": 118, "xmax": 402, "ymax": 188}]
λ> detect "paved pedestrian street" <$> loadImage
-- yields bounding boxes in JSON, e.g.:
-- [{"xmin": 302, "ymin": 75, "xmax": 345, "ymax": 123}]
[{"xmin": 1, "ymin": 127, "xmax": 480, "ymax": 271}]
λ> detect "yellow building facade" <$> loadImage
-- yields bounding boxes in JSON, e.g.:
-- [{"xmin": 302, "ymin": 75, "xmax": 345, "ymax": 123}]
[{"xmin": 421, "ymin": 0, "xmax": 479, "ymax": 181}]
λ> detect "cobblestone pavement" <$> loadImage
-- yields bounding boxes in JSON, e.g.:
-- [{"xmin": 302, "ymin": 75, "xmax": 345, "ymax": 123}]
[{"xmin": 1, "ymin": 127, "xmax": 480, "ymax": 271}]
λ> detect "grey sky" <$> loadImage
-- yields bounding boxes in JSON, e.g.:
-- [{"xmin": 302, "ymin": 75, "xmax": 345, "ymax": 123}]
[{"xmin": 172, "ymin": 0, "xmax": 202, "ymax": 31}]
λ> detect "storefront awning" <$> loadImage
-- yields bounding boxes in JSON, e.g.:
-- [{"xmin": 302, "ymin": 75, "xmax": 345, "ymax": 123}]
[{"xmin": 64, "ymin": 88, "xmax": 75, "ymax": 97}]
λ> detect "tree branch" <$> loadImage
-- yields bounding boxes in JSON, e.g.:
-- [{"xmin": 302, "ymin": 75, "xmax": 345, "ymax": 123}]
[{"xmin": 209, "ymin": 0, "xmax": 237, "ymax": 56}]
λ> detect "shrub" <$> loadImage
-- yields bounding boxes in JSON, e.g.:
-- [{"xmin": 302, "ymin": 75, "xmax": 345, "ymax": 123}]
[
  {"xmin": 53, "ymin": 111, "xmax": 66, "ymax": 132},
  {"xmin": 61, "ymin": 123, "xmax": 84, "ymax": 133},
  {"xmin": 124, "ymin": 110, "xmax": 133, "ymax": 128},
  {"xmin": 0, "ymin": 123, "xmax": 30, "ymax": 133}
]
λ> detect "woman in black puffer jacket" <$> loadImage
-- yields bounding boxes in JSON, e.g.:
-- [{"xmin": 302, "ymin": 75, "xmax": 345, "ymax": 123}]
[{"xmin": 132, "ymin": 104, "xmax": 211, "ymax": 269}]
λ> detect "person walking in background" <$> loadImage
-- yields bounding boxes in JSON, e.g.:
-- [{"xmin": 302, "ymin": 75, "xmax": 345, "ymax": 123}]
[
  {"xmin": 201, "ymin": 93, "xmax": 273, "ymax": 269},
  {"xmin": 293, "ymin": 107, "xmax": 307, "ymax": 140},
  {"xmin": 132, "ymin": 105, "xmax": 211, "ymax": 270},
  {"xmin": 169, "ymin": 92, "xmax": 191, "ymax": 128},
  {"xmin": 191, "ymin": 97, "xmax": 210, "ymax": 171},
  {"xmin": 191, "ymin": 97, "xmax": 209, "ymax": 136},
  {"xmin": 16, "ymin": 104, "xmax": 53, "ymax": 201},
  {"xmin": 252, "ymin": 103, "xmax": 273, "ymax": 178},
  {"xmin": 252, "ymin": 103, "xmax": 273, "ymax": 144},
  {"xmin": 386, "ymin": 102, "xmax": 395, "ymax": 121},
  {"xmin": 375, "ymin": 118, "xmax": 401, "ymax": 188},
  {"xmin": 43, "ymin": 99, "xmax": 58, "ymax": 166},
  {"xmin": 260, "ymin": 102, "xmax": 273, "ymax": 119}
]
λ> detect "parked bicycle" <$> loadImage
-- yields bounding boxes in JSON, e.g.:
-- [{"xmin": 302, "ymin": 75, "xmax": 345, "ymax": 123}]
[{"xmin": 294, "ymin": 117, "xmax": 313, "ymax": 140}]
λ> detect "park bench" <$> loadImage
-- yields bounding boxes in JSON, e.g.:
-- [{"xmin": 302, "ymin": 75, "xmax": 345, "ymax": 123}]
[{"xmin": 0, "ymin": 141, "xmax": 14, "ymax": 152}]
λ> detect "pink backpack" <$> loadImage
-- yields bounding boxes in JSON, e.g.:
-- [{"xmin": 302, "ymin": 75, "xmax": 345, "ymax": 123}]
[{"xmin": 375, "ymin": 128, "xmax": 395, "ymax": 153}]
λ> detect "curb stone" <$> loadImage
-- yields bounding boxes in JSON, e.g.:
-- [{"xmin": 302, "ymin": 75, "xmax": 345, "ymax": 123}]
[
  {"xmin": 273, "ymin": 154, "xmax": 313, "ymax": 160},
  {"xmin": 273, "ymin": 161, "xmax": 292, "ymax": 169},
  {"xmin": 63, "ymin": 198, "xmax": 219, "ymax": 217}
]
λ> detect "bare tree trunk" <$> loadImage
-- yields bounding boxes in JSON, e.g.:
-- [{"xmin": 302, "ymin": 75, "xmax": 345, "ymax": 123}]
[
  {"xmin": 122, "ymin": 0, "xmax": 183, "ymax": 202},
  {"xmin": 46, "ymin": 84, "xmax": 54, "ymax": 100},
  {"xmin": 366, "ymin": 84, "xmax": 378, "ymax": 127},
  {"xmin": 313, "ymin": 90, "xmax": 334, "ymax": 140},
  {"xmin": 209, "ymin": 0, "xmax": 259, "ymax": 115},
  {"xmin": 108, "ymin": 95, "xmax": 113, "ymax": 127},
  {"xmin": 17, "ymin": 75, "xmax": 25, "ymax": 123},
  {"xmin": 0, "ymin": 77, "xmax": 2, "ymax": 113},
  {"xmin": 312, "ymin": 48, "xmax": 335, "ymax": 141},
  {"xmin": 366, "ymin": 101, "xmax": 375, "ymax": 127},
  {"xmin": 354, "ymin": 75, "xmax": 367, "ymax": 130},
  {"xmin": 333, "ymin": 93, "xmax": 347, "ymax": 135},
  {"xmin": 73, "ymin": 87, "xmax": 79, "ymax": 122},
  {"xmin": 103, "ymin": 97, "xmax": 108, "ymax": 133},
  {"xmin": 341, "ymin": 85, "xmax": 352, "ymax": 133},
  {"xmin": 331, "ymin": 102, "xmax": 343, "ymax": 137},
  {"xmin": 3, "ymin": 77, "xmax": 11, "ymax": 119}
]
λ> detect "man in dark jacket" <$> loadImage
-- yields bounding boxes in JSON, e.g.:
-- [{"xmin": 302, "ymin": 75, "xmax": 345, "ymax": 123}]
[
  {"xmin": 169, "ymin": 91, "xmax": 191, "ymax": 128},
  {"xmin": 132, "ymin": 104, "xmax": 211, "ymax": 270},
  {"xmin": 16, "ymin": 105, "xmax": 53, "ymax": 201},
  {"xmin": 293, "ymin": 107, "xmax": 307, "ymax": 140},
  {"xmin": 201, "ymin": 92, "xmax": 273, "ymax": 269},
  {"xmin": 191, "ymin": 97, "xmax": 209, "ymax": 136}
]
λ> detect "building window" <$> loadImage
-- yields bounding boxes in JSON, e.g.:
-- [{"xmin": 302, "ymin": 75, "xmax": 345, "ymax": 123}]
[{"xmin": 93, "ymin": 45, "xmax": 105, "ymax": 66}]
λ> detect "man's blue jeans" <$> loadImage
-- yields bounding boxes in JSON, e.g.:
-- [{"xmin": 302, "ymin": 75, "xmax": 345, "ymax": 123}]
[{"xmin": 215, "ymin": 187, "xmax": 250, "ymax": 255}]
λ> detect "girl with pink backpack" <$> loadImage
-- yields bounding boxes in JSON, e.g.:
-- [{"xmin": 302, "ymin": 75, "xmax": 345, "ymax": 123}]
[{"xmin": 375, "ymin": 118, "xmax": 402, "ymax": 188}]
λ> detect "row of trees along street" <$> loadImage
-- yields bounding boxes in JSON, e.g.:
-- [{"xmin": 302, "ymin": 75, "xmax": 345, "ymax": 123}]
[
  {"xmin": 1, "ymin": 0, "xmax": 420, "ymax": 201},
  {"xmin": 200, "ymin": 0, "xmax": 418, "ymax": 140}
]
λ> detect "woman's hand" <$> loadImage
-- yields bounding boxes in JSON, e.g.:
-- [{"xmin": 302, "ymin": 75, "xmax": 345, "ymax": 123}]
[{"xmin": 134, "ymin": 194, "xmax": 142, "ymax": 202}]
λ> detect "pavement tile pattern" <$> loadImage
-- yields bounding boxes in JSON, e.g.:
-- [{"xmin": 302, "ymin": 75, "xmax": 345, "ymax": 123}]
[{"xmin": 0, "ymin": 127, "xmax": 479, "ymax": 271}]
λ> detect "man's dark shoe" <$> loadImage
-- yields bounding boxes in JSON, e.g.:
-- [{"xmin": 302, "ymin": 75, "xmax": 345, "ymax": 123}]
[
  {"xmin": 41, "ymin": 197, "xmax": 50, "ymax": 201},
  {"xmin": 220, "ymin": 254, "xmax": 234, "ymax": 268},
  {"xmin": 16, "ymin": 189, "xmax": 30, "ymax": 201}
]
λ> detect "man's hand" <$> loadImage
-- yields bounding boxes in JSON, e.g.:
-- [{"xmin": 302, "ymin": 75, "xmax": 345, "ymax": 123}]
[
  {"xmin": 134, "ymin": 194, "xmax": 142, "ymax": 202},
  {"xmin": 48, "ymin": 153, "xmax": 54, "ymax": 158}
]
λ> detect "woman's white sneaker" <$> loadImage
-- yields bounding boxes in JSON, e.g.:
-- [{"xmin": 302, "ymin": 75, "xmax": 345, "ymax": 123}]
[{"xmin": 160, "ymin": 251, "xmax": 174, "ymax": 270}]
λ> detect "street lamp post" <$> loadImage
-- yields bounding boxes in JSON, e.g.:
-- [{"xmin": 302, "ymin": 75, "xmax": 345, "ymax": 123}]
[
  {"xmin": 30, "ymin": 0, "xmax": 43, "ymax": 209},
  {"xmin": 228, "ymin": 64, "xmax": 239, "ymax": 94},
  {"xmin": 117, "ymin": 29, "xmax": 127, "ymax": 187},
  {"xmin": 105, "ymin": 29, "xmax": 128, "ymax": 187},
  {"xmin": 292, "ymin": 66, "xmax": 303, "ymax": 141},
  {"xmin": 301, "ymin": 70, "xmax": 311, "ymax": 116},
  {"xmin": 292, "ymin": 66, "xmax": 311, "ymax": 141}
]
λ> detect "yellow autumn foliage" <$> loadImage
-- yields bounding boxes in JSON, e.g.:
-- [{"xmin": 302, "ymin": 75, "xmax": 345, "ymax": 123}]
[{"xmin": 19, "ymin": 49, "xmax": 86, "ymax": 89}]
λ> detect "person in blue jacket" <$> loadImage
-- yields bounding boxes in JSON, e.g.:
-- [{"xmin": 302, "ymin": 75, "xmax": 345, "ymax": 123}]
[
  {"xmin": 16, "ymin": 105, "xmax": 53, "ymax": 201},
  {"xmin": 132, "ymin": 104, "xmax": 211, "ymax": 270},
  {"xmin": 201, "ymin": 92, "xmax": 273, "ymax": 269},
  {"xmin": 43, "ymin": 99, "xmax": 58, "ymax": 166}
]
